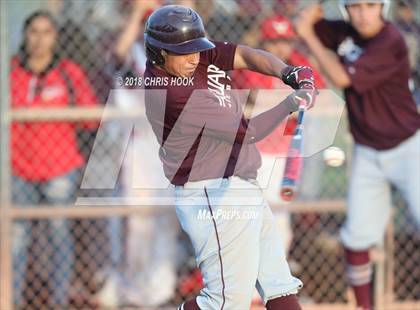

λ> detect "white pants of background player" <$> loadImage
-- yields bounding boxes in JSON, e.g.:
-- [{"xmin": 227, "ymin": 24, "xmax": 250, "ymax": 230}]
[
  {"xmin": 175, "ymin": 177, "xmax": 302, "ymax": 309},
  {"xmin": 341, "ymin": 130, "xmax": 420, "ymax": 250}
]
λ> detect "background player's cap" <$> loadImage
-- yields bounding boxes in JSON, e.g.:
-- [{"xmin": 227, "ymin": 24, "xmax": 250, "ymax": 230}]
[
  {"xmin": 144, "ymin": 5, "xmax": 215, "ymax": 65},
  {"xmin": 260, "ymin": 15, "xmax": 296, "ymax": 42},
  {"xmin": 339, "ymin": 0, "xmax": 391, "ymax": 20}
]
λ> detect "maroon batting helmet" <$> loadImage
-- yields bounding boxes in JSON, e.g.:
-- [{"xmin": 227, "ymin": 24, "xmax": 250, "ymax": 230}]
[{"xmin": 144, "ymin": 5, "xmax": 215, "ymax": 65}]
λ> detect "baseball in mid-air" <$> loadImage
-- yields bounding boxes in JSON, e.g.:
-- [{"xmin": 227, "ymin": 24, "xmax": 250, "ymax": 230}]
[{"xmin": 323, "ymin": 146, "xmax": 345, "ymax": 167}]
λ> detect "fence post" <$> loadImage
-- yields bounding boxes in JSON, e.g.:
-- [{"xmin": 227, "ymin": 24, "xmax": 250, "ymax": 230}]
[
  {"xmin": 374, "ymin": 239, "xmax": 386, "ymax": 309},
  {"xmin": 385, "ymin": 220, "xmax": 395, "ymax": 306},
  {"xmin": 0, "ymin": 0, "xmax": 12, "ymax": 309}
]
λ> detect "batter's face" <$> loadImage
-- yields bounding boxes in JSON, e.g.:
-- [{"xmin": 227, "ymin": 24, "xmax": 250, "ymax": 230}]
[
  {"xmin": 162, "ymin": 51, "xmax": 200, "ymax": 78},
  {"xmin": 346, "ymin": 3, "xmax": 384, "ymax": 38}
]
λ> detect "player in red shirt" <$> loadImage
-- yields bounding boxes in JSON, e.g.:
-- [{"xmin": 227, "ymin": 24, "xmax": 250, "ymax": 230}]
[
  {"xmin": 10, "ymin": 11, "xmax": 98, "ymax": 308},
  {"xmin": 296, "ymin": 1, "xmax": 420, "ymax": 309}
]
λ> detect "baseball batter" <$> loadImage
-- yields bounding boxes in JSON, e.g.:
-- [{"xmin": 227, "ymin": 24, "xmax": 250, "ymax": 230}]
[
  {"xmin": 296, "ymin": 1, "xmax": 420, "ymax": 309},
  {"xmin": 142, "ymin": 5, "xmax": 316, "ymax": 310}
]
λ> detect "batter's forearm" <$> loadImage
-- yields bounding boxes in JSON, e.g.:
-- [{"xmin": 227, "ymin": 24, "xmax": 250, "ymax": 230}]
[
  {"xmin": 234, "ymin": 45, "xmax": 289, "ymax": 78},
  {"xmin": 245, "ymin": 95, "xmax": 296, "ymax": 143}
]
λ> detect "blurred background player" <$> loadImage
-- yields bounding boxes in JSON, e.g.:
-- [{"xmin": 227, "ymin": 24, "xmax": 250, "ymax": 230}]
[
  {"xmin": 296, "ymin": 0, "xmax": 420, "ymax": 309},
  {"xmin": 10, "ymin": 11, "xmax": 99, "ymax": 309}
]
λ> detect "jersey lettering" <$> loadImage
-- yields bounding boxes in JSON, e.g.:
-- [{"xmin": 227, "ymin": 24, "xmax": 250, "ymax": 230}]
[{"xmin": 207, "ymin": 64, "xmax": 232, "ymax": 108}]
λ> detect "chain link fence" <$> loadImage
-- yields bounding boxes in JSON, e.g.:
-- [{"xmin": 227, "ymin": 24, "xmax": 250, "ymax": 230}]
[{"xmin": 1, "ymin": 0, "xmax": 419, "ymax": 309}]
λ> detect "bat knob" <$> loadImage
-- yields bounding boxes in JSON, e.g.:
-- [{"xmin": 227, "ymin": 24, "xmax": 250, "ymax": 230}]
[{"xmin": 280, "ymin": 187, "xmax": 295, "ymax": 201}]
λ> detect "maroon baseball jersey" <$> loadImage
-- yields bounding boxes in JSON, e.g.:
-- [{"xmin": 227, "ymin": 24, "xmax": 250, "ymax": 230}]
[
  {"xmin": 144, "ymin": 41, "xmax": 261, "ymax": 185},
  {"xmin": 315, "ymin": 20, "xmax": 420, "ymax": 150}
]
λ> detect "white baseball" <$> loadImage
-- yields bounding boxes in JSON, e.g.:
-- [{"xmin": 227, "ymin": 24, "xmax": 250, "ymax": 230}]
[{"xmin": 323, "ymin": 146, "xmax": 345, "ymax": 167}]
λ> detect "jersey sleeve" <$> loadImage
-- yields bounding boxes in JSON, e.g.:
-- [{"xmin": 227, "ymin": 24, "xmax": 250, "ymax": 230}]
[
  {"xmin": 204, "ymin": 41, "xmax": 237, "ymax": 71},
  {"xmin": 314, "ymin": 19, "xmax": 350, "ymax": 51},
  {"xmin": 344, "ymin": 35, "xmax": 408, "ymax": 93}
]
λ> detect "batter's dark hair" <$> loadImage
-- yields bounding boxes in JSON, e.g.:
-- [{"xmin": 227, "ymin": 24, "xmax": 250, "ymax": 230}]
[{"xmin": 18, "ymin": 10, "xmax": 59, "ymax": 62}]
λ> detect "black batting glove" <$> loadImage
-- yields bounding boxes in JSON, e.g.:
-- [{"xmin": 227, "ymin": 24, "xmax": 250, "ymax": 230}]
[
  {"xmin": 281, "ymin": 65, "xmax": 315, "ymax": 90},
  {"xmin": 282, "ymin": 66, "xmax": 318, "ymax": 111}
]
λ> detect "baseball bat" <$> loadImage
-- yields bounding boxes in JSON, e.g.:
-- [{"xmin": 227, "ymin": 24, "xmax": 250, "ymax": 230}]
[{"xmin": 280, "ymin": 101, "xmax": 306, "ymax": 201}]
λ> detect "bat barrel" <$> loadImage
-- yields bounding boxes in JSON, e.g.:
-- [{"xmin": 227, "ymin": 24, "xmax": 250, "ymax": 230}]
[{"xmin": 279, "ymin": 104, "xmax": 306, "ymax": 202}]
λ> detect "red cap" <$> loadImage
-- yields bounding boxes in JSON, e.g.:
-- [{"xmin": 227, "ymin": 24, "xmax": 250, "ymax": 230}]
[
  {"xmin": 261, "ymin": 15, "xmax": 296, "ymax": 41},
  {"xmin": 142, "ymin": 8, "xmax": 155, "ymax": 22}
]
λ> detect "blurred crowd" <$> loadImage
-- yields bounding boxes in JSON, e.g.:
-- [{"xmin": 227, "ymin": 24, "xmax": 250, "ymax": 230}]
[{"xmin": 6, "ymin": 0, "xmax": 420, "ymax": 308}]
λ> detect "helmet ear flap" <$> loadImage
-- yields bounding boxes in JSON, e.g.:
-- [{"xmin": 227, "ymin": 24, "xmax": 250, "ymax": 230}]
[
  {"xmin": 339, "ymin": 4, "xmax": 350, "ymax": 21},
  {"xmin": 381, "ymin": 0, "xmax": 391, "ymax": 18},
  {"xmin": 145, "ymin": 40, "xmax": 165, "ymax": 65}
]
